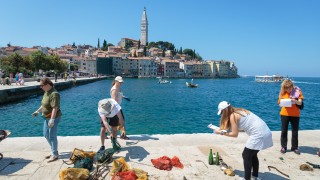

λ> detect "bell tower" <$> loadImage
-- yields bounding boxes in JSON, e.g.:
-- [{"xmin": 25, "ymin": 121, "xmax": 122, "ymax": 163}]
[{"xmin": 141, "ymin": 7, "xmax": 148, "ymax": 46}]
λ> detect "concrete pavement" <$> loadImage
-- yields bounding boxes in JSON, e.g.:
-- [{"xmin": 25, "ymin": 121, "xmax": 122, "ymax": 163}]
[{"xmin": 0, "ymin": 131, "xmax": 320, "ymax": 180}]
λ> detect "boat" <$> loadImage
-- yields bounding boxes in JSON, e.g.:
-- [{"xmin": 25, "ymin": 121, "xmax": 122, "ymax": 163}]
[
  {"xmin": 255, "ymin": 75, "xmax": 287, "ymax": 83},
  {"xmin": 158, "ymin": 78, "xmax": 172, "ymax": 84},
  {"xmin": 186, "ymin": 79, "xmax": 198, "ymax": 87}
]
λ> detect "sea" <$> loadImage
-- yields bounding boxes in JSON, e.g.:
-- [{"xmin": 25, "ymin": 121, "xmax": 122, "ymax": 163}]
[{"xmin": 1, "ymin": 77, "xmax": 319, "ymax": 137}]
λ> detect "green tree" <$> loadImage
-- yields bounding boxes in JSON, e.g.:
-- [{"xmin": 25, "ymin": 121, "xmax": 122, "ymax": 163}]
[
  {"xmin": 107, "ymin": 43, "xmax": 114, "ymax": 47},
  {"xmin": 162, "ymin": 49, "xmax": 165, "ymax": 57},
  {"xmin": 97, "ymin": 38, "xmax": 100, "ymax": 48},
  {"xmin": 70, "ymin": 63, "xmax": 78, "ymax": 71},
  {"xmin": 72, "ymin": 42, "xmax": 76, "ymax": 48},
  {"xmin": 183, "ymin": 48, "xmax": 194, "ymax": 57},
  {"xmin": 8, "ymin": 52, "xmax": 23, "ymax": 72},
  {"xmin": 102, "ymin": 39, "xmax": 108, "ymax": 51},
  {"xmin": 179, "ymin": 47, "xmax": 183, "ymax": 54},
  {"xmin": 30, "ymin": 51, "xmax": 47, "ymax": 72}
]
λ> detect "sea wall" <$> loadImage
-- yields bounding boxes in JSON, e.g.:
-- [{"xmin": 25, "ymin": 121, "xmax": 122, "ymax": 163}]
[{"xmin": 0, "ymin": 77, "xmax": 106, "ymax": 105}]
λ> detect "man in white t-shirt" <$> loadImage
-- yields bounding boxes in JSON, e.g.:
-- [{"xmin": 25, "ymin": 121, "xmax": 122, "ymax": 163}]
[{"xmin": 97, "ymin": 98, "xmax": 121, "ymax": 151}]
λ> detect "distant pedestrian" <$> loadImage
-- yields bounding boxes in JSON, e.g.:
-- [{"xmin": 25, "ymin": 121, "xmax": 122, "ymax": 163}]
[
  {"xmin": 54, "ymin": 72, "xmax": 58, "ymax": 82},
  {"xmin": 278, "ymin": 79, "xmax": 304, "ymax": 154},
  {"xmin": 15, "ymin": 72, "xmax": 19, "ymax": 85},
  {"xmin": 213, "ymin": 101, "xmax": 273, "ymax": 180},
  {"xmin": 110, "ymin": 76, "xmax": 130, "ymax": 140},
  {"xmin": 9, "ymin": 73, "xmax": 13, "ymax": 84},
  {"xmin": 0, "ymin": 70, "xmax": 4, "ymax": 85},
  {"xmin": 31, "ymin": 78, "xmax": 62, "ymax": 163}
]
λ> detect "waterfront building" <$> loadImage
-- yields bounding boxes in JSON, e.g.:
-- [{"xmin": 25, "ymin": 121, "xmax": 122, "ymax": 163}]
[
  {"xmin": 136, "ymin": 57, "xmax": 157, "ymax": 78},
  {"xmin": 140, "ymin": 7, "xmax": 148, "ymax": 46},
  {"xmin": 216, "ymin": 61, "xmax": 231, "ymax": 78},
  {"xmin": 192, "ymin": 61, "xmax": 204, "ymax": 78},
  {"xmin": 206, "ymin": 60, "xmax": 218, "ymax": 78},
  {"xmin": 180, "ymin": 61, "xmax": 193, "ymax": 78},
  {"xmin": 161, "ymin": 59, "xmax": 180, "ymax": 77}
]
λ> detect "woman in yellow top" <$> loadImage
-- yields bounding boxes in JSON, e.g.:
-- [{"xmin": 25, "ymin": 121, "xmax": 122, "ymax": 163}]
[{"xmin": 278, "ymin": 79, "xmax": 304, "ymax": 154}]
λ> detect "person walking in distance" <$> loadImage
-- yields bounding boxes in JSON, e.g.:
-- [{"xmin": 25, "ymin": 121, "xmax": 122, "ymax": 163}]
[
  {"xmin": 32, "ymin": 78, "xmax": 62, "ymax": 162},
  {"xmin": 110, "ymin": 76, "xmax": 130, "ymax": 140},
  {"xmin": 278, "ymin": 79, "xmax": 304, "ymax": 154}
]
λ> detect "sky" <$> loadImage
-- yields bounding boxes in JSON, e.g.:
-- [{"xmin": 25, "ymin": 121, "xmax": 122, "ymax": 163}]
[{"xmin": 1, "ymin": 0, "xmax": 319, "ymax": 77}]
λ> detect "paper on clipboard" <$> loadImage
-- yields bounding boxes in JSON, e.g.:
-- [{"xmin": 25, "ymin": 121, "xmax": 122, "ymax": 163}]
[
  {"xmin": 208, "ymin": 124, "xmax": 228, "ymax": 133},
  {"xmin": 280, "ymin": 99, "xmax": 292, "ymax": 107}
]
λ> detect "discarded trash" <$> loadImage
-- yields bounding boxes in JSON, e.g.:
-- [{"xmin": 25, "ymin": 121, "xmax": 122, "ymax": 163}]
[
  {"xmin": 300, "ymin": 164, "xmax": 313, "ymax": 171},
  {"xmin": 268, "ymin": 166, "xmax": 290, "ymax": 178},
  {"xmin": 306, "ymin": 161, "xmax": 320, "ymax": 169}
]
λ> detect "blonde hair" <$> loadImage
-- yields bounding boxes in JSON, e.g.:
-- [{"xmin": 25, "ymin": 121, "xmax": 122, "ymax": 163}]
[
  {"xmin": 111, "ymin": 80, "xmax": 116, "ymax": 86},
  {"xmin": 219, "ymin": 105, "xmax": 250, "ymax": 130},
  {"xmin": 279, "ymin": 79, "xmax": 294, "ymax": 99}
]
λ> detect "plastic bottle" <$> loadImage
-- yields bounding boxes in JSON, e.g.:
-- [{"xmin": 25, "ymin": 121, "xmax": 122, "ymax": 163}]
[
  {"xmin": 216, "ymin": 152, "xmax": 220, "ymax": 165},
  {"xmin": 208, "ymin": 149, "xmax": 214, "ymax": 165}
]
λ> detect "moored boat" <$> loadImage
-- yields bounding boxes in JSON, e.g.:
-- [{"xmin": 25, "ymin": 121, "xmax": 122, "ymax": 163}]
[{"xmin": 255, "ymin": 75, "xmax": 287, "ymax": 83}]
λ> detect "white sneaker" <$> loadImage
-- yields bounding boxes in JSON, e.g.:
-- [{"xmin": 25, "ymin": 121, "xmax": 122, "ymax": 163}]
[
  {"xmin": 47, "ymin": 155, "xmax": 58, "ymax": 163},
  {"xmin": 251, "ymin": 177, "xmax": 262, "ymax": 180}
]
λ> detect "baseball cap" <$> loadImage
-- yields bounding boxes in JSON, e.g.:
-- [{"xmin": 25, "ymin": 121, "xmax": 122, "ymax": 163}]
[
  {"xmin": 115, "ymin": 76, "xmax": 124, "ymax": 82},
  {"xmin": 217, "ymin": 101, "xmax": 230, "ymax": 115}
]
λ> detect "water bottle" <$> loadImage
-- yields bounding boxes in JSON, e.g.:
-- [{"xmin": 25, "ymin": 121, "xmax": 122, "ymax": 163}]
[{"xmin": 208, "ymin": 149, "xmax": 214, "ymax": 165}]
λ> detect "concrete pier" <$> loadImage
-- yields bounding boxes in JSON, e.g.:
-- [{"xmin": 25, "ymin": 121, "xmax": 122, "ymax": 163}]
[
  {"xmin": 0, "ymin": 77, "xmax": 106, "ymax": 105},
  {"xmin": 0, "ymin": 131, "xmax": 319, "ymax": 179}
]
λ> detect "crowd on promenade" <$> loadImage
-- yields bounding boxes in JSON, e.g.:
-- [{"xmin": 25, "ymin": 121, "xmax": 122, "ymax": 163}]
[
  {"xmin": 0, "ymin": 70, "xmax": 25, "ymax": 86},
  {"xmin": 1, "ymin": 75, "xmax": 319, "ymax": 180}
]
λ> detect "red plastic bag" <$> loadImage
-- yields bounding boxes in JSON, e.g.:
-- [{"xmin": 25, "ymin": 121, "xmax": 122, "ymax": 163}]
[
  {"xmin": 171, "ymin": 156, "xmax": 184, "ymax": 169},
  {"xmin": 112, "ymin": 170, "xmax": 137, "ymax": 180},
  {"xmin": 151, "ymin": 156, "xmax": 172, "ymax": 171}
]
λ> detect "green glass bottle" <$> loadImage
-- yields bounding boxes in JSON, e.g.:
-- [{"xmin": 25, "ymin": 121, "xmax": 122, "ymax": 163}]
[
  {"xmin": 208, "ymin": 149, "xmax": 214, "ymax": 165},
  {"xmin": 216, "ymin": 152, "xmax": 220, "ymax": 165}
]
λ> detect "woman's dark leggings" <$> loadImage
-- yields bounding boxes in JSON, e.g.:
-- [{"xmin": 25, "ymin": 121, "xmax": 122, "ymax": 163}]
[
  {"xmin": 242, "ymin": 147, "xmax": 260, "ymax": 180},
  {"xmin": 281, "ymin": 115, "xmax": 300, "ymax": 150}
]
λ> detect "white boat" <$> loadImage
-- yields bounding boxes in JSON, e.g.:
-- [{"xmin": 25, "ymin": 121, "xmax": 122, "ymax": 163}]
[
  {"xmin": 186, "ymin": 79, "xmax": 198, "ymax": 87},
  {"xmin": 255, "ymin": 75, "xmax": 287, "ymax": 83},
  {"xmin": 158, "ymin": 79, "xmax": 172, "ymax": 84},
  {"xmin": 186, "ymin": 82, "xmax": 198, "ymax": 87}
]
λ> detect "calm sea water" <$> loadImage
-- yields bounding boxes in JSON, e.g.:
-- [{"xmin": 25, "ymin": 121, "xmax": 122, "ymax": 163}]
[{"xmin": 1, "ymin": 77, "xmax": 319, "ymax": 137}]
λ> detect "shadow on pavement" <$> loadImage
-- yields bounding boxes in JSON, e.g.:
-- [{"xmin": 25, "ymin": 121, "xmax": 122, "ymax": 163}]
[
  {"xmin": 0, "ymin": 157, "xmax": 32, "ymax": 176},
  {"xmin": 299, "ymin": 146, "xmax": 319, "ymax": 155},
  {"xmin": 234, "ymin": 169, "xmax": 289, "ymax": 180}
]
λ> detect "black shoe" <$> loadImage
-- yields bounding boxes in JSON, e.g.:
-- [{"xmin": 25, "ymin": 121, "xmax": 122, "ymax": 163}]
[
  {"xmin": 291, "ymin": 148, "xmax": 301, "ymax": 155},
  {"xmin": 280, "ymin": 147, "xmax": 286, "ymax": 154},
  {"xmin": 98, "ymin": 146, "xmax": 105, "ymax": 152}
]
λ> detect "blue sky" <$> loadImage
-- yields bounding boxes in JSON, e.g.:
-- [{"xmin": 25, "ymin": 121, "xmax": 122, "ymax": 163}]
[{"xmin": 1, "ymin": 0, "xmax": 319, "ymax": 77}]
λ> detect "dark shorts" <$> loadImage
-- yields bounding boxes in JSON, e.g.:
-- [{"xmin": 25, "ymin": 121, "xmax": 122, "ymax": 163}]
[{"xmin": 100, "ymin": 114, "xmax": 119, "ymax": 127}]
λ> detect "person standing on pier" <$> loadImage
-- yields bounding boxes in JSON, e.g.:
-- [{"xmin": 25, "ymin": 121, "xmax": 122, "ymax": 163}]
[
  {"xmin": 31, "ymin": 78, "xmax": 62, "ymax": 163},
  {"xmin": 213, "ymin": 101, "xmax": 273, "ymax": 180},
  {"xmin": 278, "ymin": 79, "xmax": 304, "ymax": 154},
  {"xmin": 110, "ymin": 76, "xmax": 129, "ymax": 140}
]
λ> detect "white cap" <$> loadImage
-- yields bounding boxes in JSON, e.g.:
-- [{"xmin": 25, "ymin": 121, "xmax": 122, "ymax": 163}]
[
  {"xmin": 217, "ymin": 101, "xmax": 230, "ymax": 115},
  {"xmin": 115, "ymin": 76, "xmax": 124, "ymax": 82}
]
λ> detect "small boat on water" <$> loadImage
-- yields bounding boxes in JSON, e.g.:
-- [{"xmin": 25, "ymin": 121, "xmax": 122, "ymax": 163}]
[
  {"xmin": 158, "ymin": 79, "xmax": 172, "ymax": 84},
  {"xmin": 186, "ymin": 79, "xmax": 198, "ymax": 88},
  {"xmin": 255, "ymin": 75, "xmax": 287, "ymax": 83}
]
